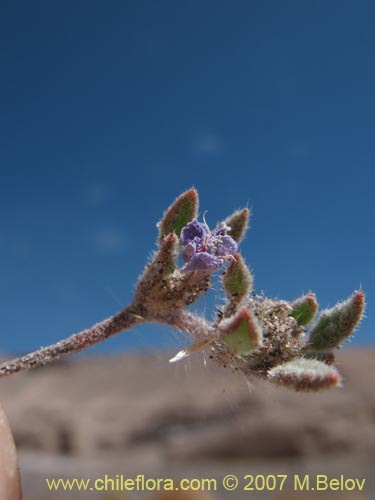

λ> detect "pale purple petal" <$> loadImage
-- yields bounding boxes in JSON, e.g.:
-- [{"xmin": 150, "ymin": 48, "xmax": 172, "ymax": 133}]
[
  {"xmin": 215, "ymin": 235, "xmax": 238, "ymax": 257},
  {"xmin": 184, "ymin": 252, "xmax": 223, "ymax": 271},
  {"xmin": 206, "ymin": 234, "xmax": 237, "ymax": 257},
  {"xmin": 181, "ymin": 218, "xmax": 238, "ymax": 272},
  {"xmin": 182, "ymin": 240, "xmax": 198, "ymax": 263},
  {"xmin": 180, "ymin": 219, "xmax": 209, "ymax": 246}
]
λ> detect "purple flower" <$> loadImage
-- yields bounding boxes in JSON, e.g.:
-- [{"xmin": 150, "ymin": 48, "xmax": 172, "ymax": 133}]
[
  {"xmin": 180, "ymin": 218, "xmax": 209, "ymax": 246},
  {"xmin": 180, "ymin": 219, "xmax": 238, "ymax": 272}
]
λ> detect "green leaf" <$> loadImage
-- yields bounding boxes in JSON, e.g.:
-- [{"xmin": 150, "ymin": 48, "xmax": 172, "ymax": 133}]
[
  {"xmin": 290, "ymin": 293, "xmax": 318, "ymax": 326},
  {"xmin": 219, "ymin": 308, "xmax": 262, "ymax": 354},
  {"xmin": 222, "ymin": 253, "xmax": 253, "ymax": 300},
  {"xmin": 308, "ymin": 290, "xmax": 365, "ymax": 351},
  {"xmin": 158, "ymin": 188, "xmax": 198, "ymax": 243},
  {"xmin": 268, "ymin": 358, "xmax": 341, "ymax": 392},
  {"xmin": 224, "ymin": 208, "xmax": 250, "ymax": 243}
]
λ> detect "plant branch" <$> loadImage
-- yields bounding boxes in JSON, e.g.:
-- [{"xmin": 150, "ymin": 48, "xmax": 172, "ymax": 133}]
[
  {"xmin": 167, "ymin": 310, "xmax": 216, "ymax": 340},
  {"xmin": 0, "ymin": 304, "xmax": 144, "ymax": 378},
  {"xmin": 0, "ymin": 188, "xmax": 365, "ymax": 392}
]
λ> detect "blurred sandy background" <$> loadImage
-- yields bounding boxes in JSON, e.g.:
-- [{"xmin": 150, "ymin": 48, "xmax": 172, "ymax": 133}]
[{"xmin": 0, "ymin": 348, "xmax": 373, "ymax": 499}]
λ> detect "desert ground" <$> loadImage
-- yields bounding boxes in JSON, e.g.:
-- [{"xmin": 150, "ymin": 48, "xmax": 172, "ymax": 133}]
[{"xmin": 0, "ymin": 348, "xmax": 374, "ymax": 499}]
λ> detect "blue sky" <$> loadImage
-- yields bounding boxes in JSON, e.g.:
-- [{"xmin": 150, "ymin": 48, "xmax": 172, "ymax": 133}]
[{"xmin": 0, "ymin": 1, "xmax": 374, "ymax": 354}]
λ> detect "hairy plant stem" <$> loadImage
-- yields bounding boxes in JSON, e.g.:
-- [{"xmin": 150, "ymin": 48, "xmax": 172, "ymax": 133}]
[
  {"xmin": 0, "ymin": 305, "xmax": 213, "ymax": 379},
  {"xmin": 0, "ymin": 304, "xmax": 145, "ymax": 378},
  {"xmin": 167, "ymin": 310, "xmax": 216, "ymax": 340}
]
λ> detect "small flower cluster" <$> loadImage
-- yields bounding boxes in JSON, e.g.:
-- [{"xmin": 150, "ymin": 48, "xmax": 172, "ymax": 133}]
[
  {"xmin": 0, "ymin": 188, "xmax": 366, "ymax": 393},
  {"xmin": 181, "ymin": 218, "xmax": 238, "ymax": 271}
]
